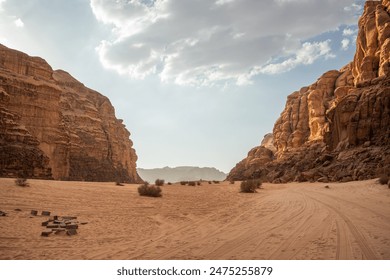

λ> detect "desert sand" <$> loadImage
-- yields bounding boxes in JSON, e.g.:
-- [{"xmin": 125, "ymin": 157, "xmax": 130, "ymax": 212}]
[{"xmin": 0, "ymin": 178, "xmax": 389, "ymax": 260}]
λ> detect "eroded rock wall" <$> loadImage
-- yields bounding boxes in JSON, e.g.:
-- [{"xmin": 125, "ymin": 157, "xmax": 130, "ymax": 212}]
[
  {"xmin": 228, "ymin": 0, "xmax": 390, "ymax": 182},
  {"xmin": 0, "ymin": 44, "xmax": 141, "ymax": 182}
]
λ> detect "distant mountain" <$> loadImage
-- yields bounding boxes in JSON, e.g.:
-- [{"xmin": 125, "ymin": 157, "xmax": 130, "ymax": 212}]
[{"xmin": 137, "ymin": 166, "xmax": 227, "ymax": 183}]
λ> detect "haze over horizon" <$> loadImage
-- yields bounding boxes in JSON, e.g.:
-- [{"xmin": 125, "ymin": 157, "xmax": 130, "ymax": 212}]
[{"xmin": 0, "ymin": 0, "xmax": 365, "ymax": 173}]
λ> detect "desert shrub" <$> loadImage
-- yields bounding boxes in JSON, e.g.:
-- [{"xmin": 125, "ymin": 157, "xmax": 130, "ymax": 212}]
[
  {"xmin": 197, "ymin": 181, "xmax": 201, "ymax": 186},
  {"xmin": 188, "ymin": 181, "xmax": 196, "ymax": 186},
  {"xmin": 213, "ymin": 180, "xmax": 220, "ymax": 184},
  {"xmin": 208, "ymin": 181, "xmax": 212, "ymax": 184},
  {"xmin": 240, "ymin": 179, "xmax": 262, "ymax": 193},
  {"xmin": 180, "ymin": 181, "xmax": 188, "ymax": 185},
  {"xmin": 15, "ymin": 178, "xmax": 29, "ymax": 187},
  {"xmin": 115, "ymin": 181, "xmax": 124, "ymax": 186},
  {"xmin": 167, "ymin": 182, "xmax": 172, "ymax": 185},
  {"xmin": 155, "ymin": 179, "xmax": 165, "ymax": 186},
  {"xmin": 378, "ymin": 174, "xmax": 389, "ymax": 185},
  {"xmin": 138, "ymin": 182, "xmax": 162, "ymax": 197}
]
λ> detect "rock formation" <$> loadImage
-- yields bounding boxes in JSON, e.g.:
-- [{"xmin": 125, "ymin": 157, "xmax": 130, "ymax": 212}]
[
  {"xmin": 0, "ymin": 44, "xmax": 142, "ymax": 183},
  {"xmin": 228, "ymin": 0, "xmax": 390, "ymax": 183},
  {"xmin": 137, "ymin": 166, "xmax": 227, "ymax": 183}
]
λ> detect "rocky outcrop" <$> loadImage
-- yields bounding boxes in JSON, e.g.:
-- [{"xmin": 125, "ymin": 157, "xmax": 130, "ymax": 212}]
[
  {"xmin": 137, "ymin": 166, "xmax": 227, "ymax": 183},
  {"xmin": 0, "ymin": 44, "xmax": 142, "ymax": 182},
  {"xmin": 228, "ymin": 1, "xmax": 390, "ymax": 183}
]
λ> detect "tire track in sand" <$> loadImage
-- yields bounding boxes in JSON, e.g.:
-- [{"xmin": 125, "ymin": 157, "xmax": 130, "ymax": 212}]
[{"xmin": 304, "ymin": 193, "xmax": 378, "ymax": 260}]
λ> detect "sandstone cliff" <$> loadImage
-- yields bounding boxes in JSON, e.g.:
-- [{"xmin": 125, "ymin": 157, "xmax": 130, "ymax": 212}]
[
  {"xmin": 0, "ymin": 44, "xmax": 142, "ymax": 183},
  {"xmin": 228, "ymin": 0, "xmax": 390, "ymax": 183}
]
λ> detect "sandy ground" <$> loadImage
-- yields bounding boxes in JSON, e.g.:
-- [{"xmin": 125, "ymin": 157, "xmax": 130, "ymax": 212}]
[{"xmin": 0, "ymin": 178, "xmax": 389, "ymax": 260}]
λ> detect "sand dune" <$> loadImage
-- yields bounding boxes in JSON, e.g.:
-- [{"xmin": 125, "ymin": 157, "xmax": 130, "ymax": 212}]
[{"xmin": 0, "ymin": 178, "xmax": 389, "ymax": 260}]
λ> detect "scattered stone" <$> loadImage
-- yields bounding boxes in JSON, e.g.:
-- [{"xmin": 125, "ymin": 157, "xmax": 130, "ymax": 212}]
[
  {"xmin": 80, "ymin": 222, "xmax": 88, "ymax": 225},
  {"xmin": 324, "ymin": 185, "xmax": 330, "ymax": 189},
  {"xmin": 52, "ymin": 228, "xmax": 66, "ymax": 232},
  {"xmin": 46, "ymin": 223, "xmax": 60, "ymax": 229},
  {"xmin": 41, "ymin": 221, "xmax": 50, "ymax": 226},
  {"xmin": 14, "ymin": 208, "xmax": 22, "ymax": 212},
  {"xmin": 39, "ymin": 213, "xmax": 86, "ymax": 237},
  {"xmin": 41, "ymin": 230, "xmax": 53, "ymax": 237},
  {"xmin": 62, "ymin": 216, "xmax": 77, "ymax": 220},
  {"xmin": 66, "ymin": 229, "xmax": 77, "ymax": 236},
  {"xmin": 0, "ymin": 211, "xmax": 7, "ymax": 217},
  {"xmin": 55, "ymin": 230, "xmax": 67, "ymax": 236},
  {"xmin": 66, "ymin": 224, "xmax": 78, "ymax": 230},
  {"xmin": 30, "ymin": 210, "xmax": 38, "ymax": 216}
]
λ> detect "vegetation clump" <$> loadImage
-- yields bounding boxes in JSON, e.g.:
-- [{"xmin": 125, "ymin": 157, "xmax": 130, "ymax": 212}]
[
  {"xmin": 213, "ymin": 180, "xmax": 220, "ymax": 184},
  {"xmin": 188, "ymin": 181, "xmax": 196, "ymax": 186},
  {"xmin": 15, "ymin": 178, "xmax": 29, "ymax": 187},
  {"xmin": 240, "ymin": 179, "xmax": 262, "ymax": 193},
  {"xmin": 155, "ymin": 179, "xmax": 165, "ymax": 186},
  {"xmin": 378, "ymin": 174, "xmax": 389, "ymax": 185},
  {"xmin": 180, "ymin": 181, "xmax": 188, "ymax": 186},
  {"xmin": 138, "ymin": 182, "xmax": 162, "ymax": 197}
]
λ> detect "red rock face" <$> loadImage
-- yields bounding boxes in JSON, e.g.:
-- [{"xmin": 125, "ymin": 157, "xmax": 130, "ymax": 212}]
[
  {"xmin": 228, "ymin": 0, "xmax": 390, "ymax": 182},
  {"xmin": 0, "ymin": 44, "xmax": 142, "ymax": 183}
]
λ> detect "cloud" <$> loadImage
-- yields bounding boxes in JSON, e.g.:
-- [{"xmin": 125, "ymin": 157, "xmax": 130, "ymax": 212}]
[
  {"xmin": 14, "ymin": 18, "xmax": 24, "ymax": 28},
  {"xmin": 259, "ymin": 40, "xmax": 334, "ymax": 75},
  {"xmin": 342, "ymin": 28, "xmax": 357, "ymax": 36},
  {"xmin": 341, "ymin": 38, "xmax": 350, "ymax": 50},
  {"xmin": 90, "ymin": 0, "xmax": 362, "ymax": 86},
  {"xmin": 340, "ymin": 27, "xmax": 358, "ymax": 50},
  {"xmin": 0, "ymin": 0, "xmax": 5, "ymax": 11}
]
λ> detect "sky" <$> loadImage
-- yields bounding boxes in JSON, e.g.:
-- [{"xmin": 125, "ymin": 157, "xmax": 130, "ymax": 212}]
[{"xmin": 0, "ymin": 0, "xmax": 365, "ymax": 173}]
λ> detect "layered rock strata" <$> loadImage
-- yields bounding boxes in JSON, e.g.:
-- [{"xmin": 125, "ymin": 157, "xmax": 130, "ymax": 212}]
[
  {"xmin": 228, "ymin": 1, "xmax": 390, "ymax": 183},
  {"xmin": 0, "ymin": 44, "xmax": 141, "ymax": 182}
]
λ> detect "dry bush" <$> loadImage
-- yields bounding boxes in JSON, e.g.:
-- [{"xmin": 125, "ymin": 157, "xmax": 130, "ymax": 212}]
[
  {"xmin": 197, "ymin": 181, "xmax": 201, "ymax": 186},
  {"xmin": 167, "ymin": 182, "xmax": 172, "ymax": 185},
  {"xmin": 138, "ymin": 182, "xmax": 162, "ymax": 197},
  {"xmin": 188, "ymin": 181, "xmax": 196, "ymax": 186},
  {"xmin": 15, "ymin": 178, "xmax": 29, "ymax": 187},
  {"xmin": 378, "ymin": 174, "xmax": 389, "ymax": 185},
  {"xmin": 180, "ymin": 181, "xmax": 188, "ymax": 186},
  {"xmin": 213, "ymin": 180, "xmax": 220, "ymax": 184},
  {"xmin": 155, "ymin": 179, "xmax": 165, "ymax": 186},
  {"xmin": 208, "ymin": 181, "xmax": 212, "ymax": 184},
  {"xmin": 240, "ymin": 179, "xmax": 262, "ymax": 193}
]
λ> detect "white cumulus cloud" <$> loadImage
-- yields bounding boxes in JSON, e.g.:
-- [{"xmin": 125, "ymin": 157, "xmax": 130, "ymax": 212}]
[
  {"xmin": 341, "ymin": 38, "xmax": 350, "ymax": 50},
  {"xmin": 14, "ymin": 18, "xmax": 24, "ymax": 28},
  {"xmin": 259, "ymin": 40, "xmax": 334, "ymax": 75},
  {"xmin": 90, "ymin": 0, "xmax": 362, "ymax": 86}
]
